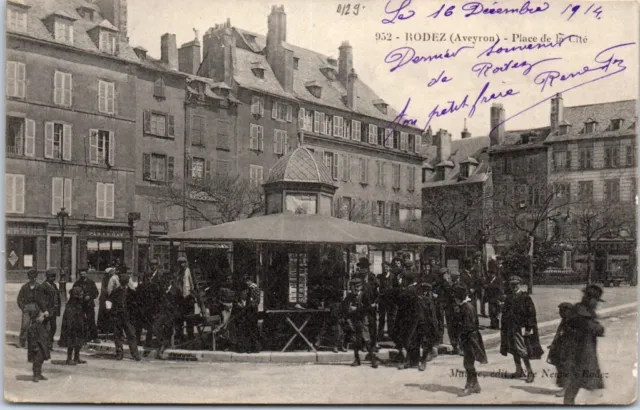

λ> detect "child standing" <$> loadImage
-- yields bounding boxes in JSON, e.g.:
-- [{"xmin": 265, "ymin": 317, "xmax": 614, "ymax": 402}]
[
  {"xmin": 27, "ymin": 310, "xmax": 50, "ymax": 382},
  {"xmin": 547, "ymin": 302, "xmax": 576, "ymax": 397},
  {"xmin": 59, "ymin": 287, "xmax": 88, "ymax": 365}
]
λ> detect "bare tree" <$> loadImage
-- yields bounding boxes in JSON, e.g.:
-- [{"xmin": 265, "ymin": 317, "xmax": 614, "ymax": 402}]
[
  {"xmin": 334, "ymin": 196, "xmax": 374, "ymax": 223},
  {"xmin": 162, "ymin": 174, "xmax": 264, "ymax": 226}
]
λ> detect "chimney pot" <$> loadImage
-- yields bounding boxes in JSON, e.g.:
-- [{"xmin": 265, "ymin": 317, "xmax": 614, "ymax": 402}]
[
  {"xmin": 338, "ymin": 40, "xmax": 354, "ymax": 87},
  {"xmin": 489, "ymin": 104, "xmax": 505, "ymax": 147},
  {"xmin": 179, "ymin": 40, "xmax": 201, "ymax": 75},
  {"xmin": 161, "ymin": 33, "xmax": 178, "ymax": 70}
]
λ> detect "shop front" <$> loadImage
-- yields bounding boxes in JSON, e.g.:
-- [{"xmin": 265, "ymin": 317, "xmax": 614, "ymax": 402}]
[
  {"xmin": 5, "ymin": 221, "xmax": 47, "ymax": 281},
  {"xmin": 77, "ymin": 223, "xmax": 132, "ymax": 282}
]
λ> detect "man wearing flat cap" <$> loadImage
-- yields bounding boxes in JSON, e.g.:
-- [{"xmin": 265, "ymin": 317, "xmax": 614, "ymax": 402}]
[
  {"xmin": 343, "ymin": 276, "xmax": 378, "ymax": 368},
  {"xmin": 562, "ymin": 285, "xmax": 606, "ymax": 405},
  {"xmin": 40, "ymin": 269, "xmax": 61, "ymax": 349},
  {"xmin": 500, "ymin": 275, "xmax": 544, "ymax": 383},
  {"xmin": 107, "ymin": 273, "xmax": 141, "ymax": 361},
  {"xmin": 73, "ymin": 267, "xmax": 100, "ymax": 342},
  {"xmin": 17, "ymin": 269, "xmax": 47, "ymax": 348}
]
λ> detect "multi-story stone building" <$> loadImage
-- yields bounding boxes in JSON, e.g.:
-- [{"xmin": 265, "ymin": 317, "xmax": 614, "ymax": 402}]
[{"xmin": 5, "ymin": 0, "xmax": 138, "ymax": 279}]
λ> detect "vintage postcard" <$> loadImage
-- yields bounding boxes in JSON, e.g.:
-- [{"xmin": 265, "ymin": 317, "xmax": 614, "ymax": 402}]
[{"xmin": 4, "ymin": 0, "xmax": 638, "ymax": 405}]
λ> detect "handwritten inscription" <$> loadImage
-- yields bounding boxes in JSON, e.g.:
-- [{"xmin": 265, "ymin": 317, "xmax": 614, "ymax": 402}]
[
  {"xmin": 561, "ymin": 3, "xmax": 603, "ymax": 21},
  {"xmin": 336, "ymin": 3, "xmax": 363, "ymax": 16},
  {"xmin": 384, "ymin": 45, "xmax": 474, "ymax": 72}
]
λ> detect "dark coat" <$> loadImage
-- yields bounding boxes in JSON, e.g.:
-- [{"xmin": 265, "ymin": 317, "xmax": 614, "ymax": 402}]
[
  {"xmin": 17, "ymin": 282, "xmax": 47, "ymax": 312},
  {"xmin": 107, "ymin": 286, "xmax": 138, "ymax": 321},
  {"xmin": 457, "ymin": 300, "xmax": 488, "ymax": 364},
  {"xmin": 564, "ymin": 303, "xmax": 605, "ymax": 390},
  {"xmin": 27, "ymin": 321, "xmax": 50, "ymax": 363},
  {"xmin": 417, "ymin": 292, "xmax": 440, "ymax": 347},
  {"xmin": 72, "ymin": 277, "xmax": 99, "ymax": 308},
  {"xmin": 484, "ymin": 275, "xmax": 504, "ymax": 303},
  {"xmin": 137, "ymin": 270, "xmax": 166, "ymax": 319},
  {"xmin": 390, "ymin": 285, "xmax": 422, "ymax": 348},
  {"xmin": 58, "ymin": 297, "xmax": 87, "ymax": 348},
  {"xmin": 500, "ymin": 291, "xmax": 544, "ymax": 359},
  {"xmin": 343, "ymin": 290, "xmax": 373, "ymax": 344},
  {"xmin": 40, "ymin": 281, "xmax": 61, "ymax": 317}
]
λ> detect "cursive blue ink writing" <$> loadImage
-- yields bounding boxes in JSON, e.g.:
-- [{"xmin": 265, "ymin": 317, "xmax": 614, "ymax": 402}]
[
  {"xmin": 533, "ymin": 42, "xmax": 633, "ymax": 92},
  {"xmin": 424, "ymin": 96, "xmax": 470, "ymax": 132},
  {"xmin": 385, "ymin": 45, "xmax": 474, "ymax": 72},
  {"xmin": 469, "ymin": 81, "xmax": 519, "ymax": 117},
  {"xmin": 428, "ymin": 70, "xmax": 453, "ymax": 87},
  {"xmin": 477, "ymin": 35, "xmax": 579, "ymax": 58},
  {"xmin": 471, "ymin": 57, "xmax": 562, "ymax": 79},
  {"xmin": 381, "ymin": 0, "xmax": 415, "ymax": 24},
  {"xmin": 461, "ymin": 0, "xmax": 550, "ymax": 17},
  {"xmin": 427, "ymin": 3, "xmax": 456, "ymax": 18},
  {"xmin": 387, "ymin": 98, "xmax": 419, "ymax": 132}
]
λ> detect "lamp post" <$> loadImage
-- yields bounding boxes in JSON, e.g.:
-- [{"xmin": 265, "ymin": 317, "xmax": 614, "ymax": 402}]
[
  {"xmin": 128, "ymin": 212, "xmax": 141, "ymax": 277},
  {"xmin": 56, "ymin": 207, "xmax": 69, "ymax": 303}
]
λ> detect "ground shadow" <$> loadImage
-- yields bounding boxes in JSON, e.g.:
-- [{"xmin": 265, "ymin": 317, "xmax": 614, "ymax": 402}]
[
  {"xmin": 511, "ymin": 385, "xmax": 563, "ymax": 396},
  {"xmin": 15, "ymin": 375, "xmax": 35, "ymax": 382},
  {"xmin": 51, "ymin": 359, "xmax": 71, "ymax": 365},
  {"xmin": 477, "ymin": 370, "xmax": 521, "ymax": 380},
  {"xmin": 405, "ymin": 383, "xmax": 462, "ymax": 395}
]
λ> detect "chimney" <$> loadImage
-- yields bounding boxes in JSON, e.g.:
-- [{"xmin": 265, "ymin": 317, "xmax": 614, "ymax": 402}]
[
  {"xmin": 161, "ymin": 33, "xmax": 178, "ymax": 71},
  {"xmin": 346, "ymin": 69, "xmax": 357, "ymax": 110},
  {"xmin": 133, "ymin": 46, "xmax": 147, "ymax": 60},
  {"xmin": 201, "ymin": 21, "xmax": 236, "ymax": 85},
  {"xmin": 435, "ymin": 129, "xmax": 452, "ymax": 164},
  {"xmin": 550, "ymin": 93, "xmax": 564, "ymax": 133},
  {"xmin": 489, "ymin": 104, "xmax": 505, "ymax": 147},
  {"xmin": 338, "ymin": 41, "xmax": 353, "ymax": 87},
  {"xmin": 266, "ymin": 5, "xmax": 293, "ymax": 92},
  {"xmin": 95, "ymin": 0, "xmax": 128, "ymax": 42},
  {"xmin": 179, "ymin": 36, "xmax": 201, "ymax": 75},
  {"xmin": 461, "ymin": 118, "xmax": 471, "ymax": 139}
]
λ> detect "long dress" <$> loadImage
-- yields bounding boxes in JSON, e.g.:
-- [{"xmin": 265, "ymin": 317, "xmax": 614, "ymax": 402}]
[
  {"xmin": 58, "ymin": 297, "xmax": 87, "ymax": 348},
  {"xmin": 96, "ymin": 273, "xmax": 112, "ymax": 334}
]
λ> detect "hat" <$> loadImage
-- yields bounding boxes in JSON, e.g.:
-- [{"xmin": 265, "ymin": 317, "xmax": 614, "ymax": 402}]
[
  {"xmin": 46, "ymin": 269, "xmax": 57, "ymax": 277},
  {"xmin": 453, "ymin": 285, "xmax": 468, "ymax": 300},
  {"xmin": 177, "ymin": 256, "xmax": 188, "ymax": 263},
  {"xmin": 27, "ymin": 269, "xmax": 38, "ymax": 277},
  {"xmin": 558, "ymin": 302, "xmax": 573, "ymax": 310},
  {"xmin": 508, "ymin": 275, "xmax": 523, "ymax": 285},
  {"xmin": 438, "ymin": 267, "xmax": 449, "ymax": 275},
  {"xmin": 119, "ymin": 273, "xmax": 131, "ymax": 283},
  {"xmin": 349, "ymin": 277, "xmax": 363, "ymax": 286},
  {"xmin": 474, "ymin": 251, "xmax": 482, "ymax": 257},
  {"xmin": 70, "ymin": 287, "xmax": 83, "ymax": 298},
  {"xmin": 404, "ymin": 260, "xmax": 414, "ymax": 267},
  {"xmin": 356, "ymin": 257, "xmax": 370, "ymax": 269},
  {"xmin": 583, "ymin": 285, "xmax": 605, "ymax": 302},
  {"xmin": 118, "ymin": 265, "xmax": 129, "ymax": 273},
  {"xmin": 150, "ymin": 259, "xmax": 159, "ymax": 264},
  {"xmin": 105, "ymin": 267, "xmax": 115, "ymax": 274}
]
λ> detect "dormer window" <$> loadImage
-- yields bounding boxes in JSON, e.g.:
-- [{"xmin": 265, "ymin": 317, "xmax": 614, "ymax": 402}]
[
  {"xmin": 293, "ymin": 57, "xmax": 299, "ymax": 70},
  {"xmin": 251, "ymin": 68, "xmax": 265, "ymax": 79},
  {"xmin": 559, "ymin": 122, "xmax": 571, "ymax": 135},
  {"xmin": 320, "ymin": 66, "xmax": 337, "ymax": 81},
  {"xmin": 459, "ymin": 163, "xmax": 469, "ymax": 180},
  {"xmin": 305, "ymin": 81, "xmax": 322, "ymax": 98},
  {"xmin": 76, "ymin": 5, "xmax": 95, "ymax": 21},
  {"xmin": 99, "ymin": 30, "xmax": 117, "ymax": 54},
  {"xmin": 610, "ymin": 118, "xmax": 624, "ymax": 131},
  {"xmin": 7, "ymin": 1, "xmax": 29, "ymax": 33},
  {"xmin": 584, "ymin": 119, "xmax": 597, "ymax": 134},
  {"xmin": 327, "ymin": 57, "xmax": 338, "ymax": 67},
  {"xmin": 48, "ymin": 12, "xmax": 76, "ymax": 44},
  {"xmin": 373, "ymin": 99, "xmax": 388, "ymax": 115},
  {"xmin": 153, "ymin": 77, "xmax": 165, "ymax": 99}
]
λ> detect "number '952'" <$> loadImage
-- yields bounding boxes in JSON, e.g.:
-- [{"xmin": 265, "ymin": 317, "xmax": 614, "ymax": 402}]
[{"xmin": 375, "ymin": 33, "xmax": 392, "ymax": 42}]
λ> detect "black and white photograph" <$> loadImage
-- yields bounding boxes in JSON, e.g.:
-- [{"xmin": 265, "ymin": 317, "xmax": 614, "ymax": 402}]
[{"xmin": 3, "ymin": 0, "xmax": 638, "ymax": 405}]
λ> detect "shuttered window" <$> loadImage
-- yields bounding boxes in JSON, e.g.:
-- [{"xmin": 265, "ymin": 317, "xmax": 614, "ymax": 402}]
[
  {"xmin": 51, "ymin": 177, "xmax": 72, "ymax": 215},
  {"xmin": 5, "ymin": 174, "xmax": 25, "ymax": 214},
  {"xmin": 96, "ymin": 182, "xmax": 114, "ymax": 219}
]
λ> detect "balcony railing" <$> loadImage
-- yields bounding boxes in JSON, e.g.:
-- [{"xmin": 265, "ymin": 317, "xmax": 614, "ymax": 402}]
[{"xmin": 6, "ymin": 144, "xmax": 24, "ymax": 156}]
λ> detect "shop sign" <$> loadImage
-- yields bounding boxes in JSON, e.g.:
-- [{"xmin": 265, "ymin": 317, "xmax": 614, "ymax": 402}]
[
  {"xmin": 86, "ymin": 229, "xmax": 128, "ymax": 238},
  {"xmin": 8, "ymin": 251, "xmax": 19, "ymax": 267},
  {"xmin": 185, "ymin": 242, "xmax": 231, "ymax": 249},
  {"xmin": 7, "ymin": 224, "xmax": 46, "ymax": 236}
]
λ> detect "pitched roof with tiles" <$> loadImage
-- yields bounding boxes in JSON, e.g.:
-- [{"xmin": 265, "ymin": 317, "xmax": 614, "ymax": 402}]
[
  {"xmin": 545, "ymin": 99, "xmax": 637, "ymax": 143},
  {"xmin": 233, "ymin": 28, "xmax": 407, "ymax": 125},
  {"xmin": 265, "ymin": 146, "xmax": 335, "ymax": 186},
  {"xmin": 422, "ymin": 135, "xmax": 490, "ymax": 187},
  {"xmin": 488, "ymin": 126, "xmax": 551, "ymax": 153},
  {"xmin": 8, "ymin": 0, "xmax": 139, "ymax": 63}
]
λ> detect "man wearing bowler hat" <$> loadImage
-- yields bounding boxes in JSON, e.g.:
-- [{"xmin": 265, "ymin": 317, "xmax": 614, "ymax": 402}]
[
  {"xmin": 344, "ymin": 276, "xmax": 378, "ymax": 368},
  {"xmin": 562, "ymin": 285, "xmax": 606, "ymax": 405}
]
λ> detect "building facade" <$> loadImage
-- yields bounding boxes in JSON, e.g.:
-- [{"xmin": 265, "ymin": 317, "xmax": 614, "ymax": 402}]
[{"xmin": 6, "ymin": 0, "xmax": 138, "ymax": 280}]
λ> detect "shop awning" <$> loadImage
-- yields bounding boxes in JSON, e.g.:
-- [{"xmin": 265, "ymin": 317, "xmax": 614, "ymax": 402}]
[{"xmin": 162, "ymin": 212, "xmax": 445, "ymax": 245}]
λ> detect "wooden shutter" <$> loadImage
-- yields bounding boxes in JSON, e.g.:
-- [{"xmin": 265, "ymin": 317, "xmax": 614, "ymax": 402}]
[
  {"xmin": 258, "ymin": 126, "xmax": 264, "ymax": 151},
  {"xmin": 24, "ymin": 119, "xmax": 35, "ymax": 157},
  {"xmin": 286, "ymin": 104, "xmax": 292, "ymax": 122},
  {"xmin": 332, "ymin": 154, "xmax": 338, "ymax": 180},
  {"xmin": 98, "ymin": 80, "xmax": 105, "ymax": 112},
  {"xmin": 314, "ymin": 112, "xmax": 320, "ymax": 133},
  {"xmin": 89, "ymin": 129, "xmax": 98, "ymax": 164},
  {"xmin": 6, "ymin": 175, "xmax": 14, "ymax": 212},
  {"xmin": 52, "ymin": 177, "xmax": 63, "ymax": 214},
  {"xmin": 15, "ymin": 175, "xmax": 24, "ymax": 214},
  {"xmin": 284, "ymin": 132, "xmax": 289, "ymax": 154},
  {"xmin": 167, "ymin": 156, "xmax": 175, "ymax": 184},
  {"xmin": 415, "ymin": 134, "xmax": 421, "ymax": 153},
  {"xmin": 167, "ymin": 114, "xmax": 175, "ymax": 137},
  {"xmin": 566, "ymin": 150, "xmax": 572, "ymax": 169},
  {"xmin": 96, "ymin": 183, "xmax": 105, "ymax": 218},
  {"xmin": 143, "ymin": 153, "xmax": 151, "ymax": 180},
  {"xmin": 271, "ymin": 101, "xmax": 277, "ymax": 119},
  {"xmin": 384, "ymin": 202, "xmax": 391, "ymax": 226},
  {"xmin": 64, "ymin": 178, "xmax": 72, "ymax": 215},
  {"xmin": 62, "ymin": 124, "xmax": 72, "ymax": 160},
  {"xmin": 108, "ymin": 132, "xmax": 115, "ymax": 166},
  {"xmin": 44, "ymin": 122, "xmax": 54, "ymax": 158},
  {"xmin": 17, "ymin": 63, "xmax": 25, "ymax": 98},
  {"xmin": 143, "ymin": 110, "xmax": 150, "ymax": 134},
  {"xmin": 66, "ymin": 73, "xmax": 73, "ymax": 106},
  {"xmin": 274, "ymin": 130, "xmax": 281, "ymax": 154},
  {"xmin": 298, "ymin": 107, "xmax": 305, "ymax": 129},
  {"xmin": 105, "ymin": 184, "xmax": 114, "ymax": 219},
  {"xmin": 204, "ymin": 160, "xmax": 211, "ymax": 180},
  {"xmin": 107, "ymin": 83, "xmax": 115, "ymax": 114},
  {"xmin": 54, "ymin": 71, "xmax": 63, "ymax": 105}
]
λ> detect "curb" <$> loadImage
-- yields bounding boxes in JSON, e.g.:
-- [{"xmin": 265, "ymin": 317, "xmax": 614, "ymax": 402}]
[{"xmin": 6, "ymin": 302, "xmax": 635, "ymax": 364}]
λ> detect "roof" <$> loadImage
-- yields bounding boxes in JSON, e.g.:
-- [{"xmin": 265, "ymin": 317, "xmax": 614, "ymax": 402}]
[
  {"xmin": 423, "ymin": 135, "xmax": 490, "ymax": 187},
  {"xmin": 545, "ymin": 99, "xmax": 637, "ymax": 143},
  {"xmin": 233, "ymin": 28, "xmax": 411, "ymax": 126},
  {"xmin": 8, "ymin": 0, "xmax": 139, "ymax": 63},
  {"xmin": 162, "ymin": 212, "xmax": 445, "ymax": 245},
  {"xmin": 488, "ymin": 126, "xmax": 550, "ymax": 153},
  {"xmin": 265, "ymin": 146, "xmax": 335, "ymax": 185}
]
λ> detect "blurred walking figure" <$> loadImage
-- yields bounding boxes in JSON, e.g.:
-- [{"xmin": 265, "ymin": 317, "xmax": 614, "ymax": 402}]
[
  {"xmin": 59, "ymin": 287, "xmax": 88, "ymax": 365},
  {"xmin": 547, "ymin": 302, "xmax": 575, "ymax": 397}
]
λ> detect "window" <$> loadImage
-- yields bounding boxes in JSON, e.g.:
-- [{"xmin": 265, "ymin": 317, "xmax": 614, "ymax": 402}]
[
  {"xmin": 51, "ymin": 177, "xmax": 72, "ymax": 215},
  {"xmin": 333, "ymin": 115, "xmax": 344, "ymax": 137},
  {"xmin": 250, "ymin": 124, "xmax": 264, "ymax": 151},
  {"xmin": 89, "ymin": 129, "xmax": 114, "ymax": 166},
  {"xmin": 98, "ymin": 80, "xmax": 115, "ymax": 114},
  {"xmin": 368, "ymin": 124, "xmax": 378, "ymax": 144},
  {"xmin": 393, "ymin": 130, "xmax": 400, "ymax": 149},
  {"xmin": 611, "ymin": 119, "xmax": 623, "ymax": 130},
  {"xmin": 96, "ymin": 182, "xmax": 114, "ymax": 219},
  {"xmin": 528, "ymin": 185, "xmax": 540, "ymax": 206},
  {"xmin": 400, "ymin": 132, "xmax": 408, "ymax": 151},
  {"xmin": 303, "ymin": 109, "xmax": 313, "ymax": 131},
  {"xmin": 44, "ymin": 122, "xmax": 72, "ymax": 161},
  {"xmin": 324, "ymin": 152, "xmax": 338, "ymax": 180},
  {"xmin": 250, "ymin": 165, "xmax": 264, "ymax": 187},
  {"xmin": 323, "ymin": 115, "xmax": 332, "ymax": 135},
  {"xmin": 407, "ymin": 166, "xmax": 416, "ymax": 191},
  {"xmin": 604, "ymin": 179, "xmax": 620, "ymax": 202},
  {"xmin": 384, "ymin": 129, "xmax": 393, "ymax": 148},
  {"xmin": 251, "ymin": 68, "xmax": 265, "ymax": 79},
  {"xmin": 153, "ymin": 77, "xmax": 165, "ymax": 99},
  {"xmin": 553, "ymin": 145, "xmax": 570, "ymax": 170},
  {"xmin": 54, "ymin": 71, "xmax": 72, "ymax": 106},
  {"xmin": 339, "ymin": 154, "xmax": 350, "ymax": 182},
  {"xmin": 559, "ymin": 124, "xmax": 570, "ymax": 135},
  {"xmin": 554, "ymin": 182, "xmax": 571, "ymax": 200},
  {"xmin": 87, "ymin": 240, "xmax": 122, "ymax": 272},
  {"xmin": 359, "ymin": 157, "xmax": 369, "ymax": 184},
  {"xmin": 502, "ymin": 157, "xmax": 512, "ymax": 174},
  {"xmin": 274, "ymin": 129, "xmax": 288, "ymax": 155},
  {"xmin": 150, "ymin": 113, "xmax": 166, "ymax": 136},
  {"xmin": 414, "ymin": 134, "xmax": 421, "ymax": 153},
  {"xmin": 392, "ymin": 163, "xmax": 401, "ymax": 189},
  {"xmin": 314, "ymin": 111, "xmax": 325, "ymax": 133},
  {"xmin": 578, "ymin": 142, "xmax": 593, "ymax": 169},
  {"xmin": 191, "ymin": 115, "xmax": 205, "ymax": 145},
  {"xmin": 604, "ymin": 141, "xmax": 620, "ymax": 168},
  {"xmin": 99, "ymin": 30, "xmax": 117, "ymax": 54},
  {"xmin": 272, "ymin": 101, "xmax": 293, "ymax": 122},
  {"xmin": 251, "ymin": 96, "xmax": 264, "ymax": 116},
  {"xmin": 216, "ymin": 160, "xmax": 230, "ymax": 176},
  {"xmin": 6, "ymin": 236, "xmax": 37, "ymax": 271},
  {"xmin": 376, "ymin": 201, "xmax": 385, "ymax": 224},
  {"xmin": 6, "ymin": 116, "xmax": 35, "ymax": 157},
  {"xmin": 377, "ymin": 161, "xmax": 388, "ymax": 187},
  {"xmin": 54, "ymin": 19, "xmax": 74, "ymax": 44},
  {"xmin": 191, "ymin": 157, "xmax": 205, "ymax": 180},
  {"xmin": 6, "ymin": 61, "xmax": 26, "ymax": 99},
  {"xmin": 293, "ymin": 57, "xmax": 299, "ymax": 70},
  {"xmin": 584, "ymin": 121, "xmax": 596, "ymax": 133},
  {"xmin": 143, "ymin": 153, "xmax": 174, "ymax": 184},
  {"xmin": 7, "ymin": 7, "xmax": 27, "ymax": 32},
  {"xmin": 351, "ymin": 120, "xmax": 362, "ymax": 141},
  {"xmin": 626, "ymin": 145, "xmax": 636, "ymax": 166},
  {"xmin": 5, "ymin": 174, "xmax": 25, "ymax": 214},
  {"xmin": 578, "ymin": 181, "xmax": 593, "ymax": 202}
]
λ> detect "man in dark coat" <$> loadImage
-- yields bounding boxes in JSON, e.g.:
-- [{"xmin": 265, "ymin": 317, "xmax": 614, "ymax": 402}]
[
  {"xmin": 17, "ymin": 269, "xmax": 47, "ymax": 348},
  {"xmin": 471, "ymin": 252, "xmax": 487, "ymax": 317},
  {"xmin": 136, "ymin": 259, "xmax": 165, "ymax": 347},
  {"xmin": 500, "ymin": 275, "xmax": 544, "ymax": 383},
  {"xmin": 107, "ymin": 274, "xmax": 141, "ymax": 361},
  {"xmin": 40, "ymin": 269, "xmax": 61, "ymax": 349},
  {"xmin": 97, "ymin": 267, "xmax": 116, "ymax": 335},
  {"xmin": 562, "ymin": 285, "xmax": 606, "ymax": 405},
  {"xmin": 547, "ymin": 302, "xmax": 575, "ymax": 397},
  {"xmin": 391, "ymin": 272, "xmax": 422, "ymax": 369},
  {"xmin": 377, "ymin": 261, "xmax": 397, "ymax": 343},
  {"xmin": 417, "ymin": 282, "xmax": 440, "ymax": 370},
  {"xmin": 72, "ymin": 267, "xmax": 100, "ymax": 342},
  {"xmin": 357, "ymin": 258, "xmax": 379, "ymax": 351},
  {"xmin": 433, "ymin": 267, "xmax": 460, "ymax": 354},
  {"xmin": 343, "ymin": 276, "xmax": 378, "ymax": 368},
  {"xmin": 26, "ymin": 310, "xmax": 50, "ymax": 382},
  {"xmin": 484, "ymin": 270, "xmax": 504, "ymax": 329},
  {"xmin": 59, "ymin": 286, "xmax": 88, "ymax": 365},
  {"xmin": 153, "ymin": 277, "xmax": 181, "ymax": 360},
  {"xmin": 453, "ymin": 285, "xmax": 488, "ymax": 396}
]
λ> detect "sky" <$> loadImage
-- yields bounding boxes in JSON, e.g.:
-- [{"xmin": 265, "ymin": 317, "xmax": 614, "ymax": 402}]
[{"xmin": 128, "ymin": 0, "xmax": 639, "ymax": 139}]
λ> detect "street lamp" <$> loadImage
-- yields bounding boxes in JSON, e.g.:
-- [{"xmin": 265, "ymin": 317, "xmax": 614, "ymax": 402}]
[
  {"xmin": 128, "ymin": 212, "xmax": 141, "ymax": 277},
  {"xmin": 56, "ymin": 207, "xmax": 69, "ymax": 303}
]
